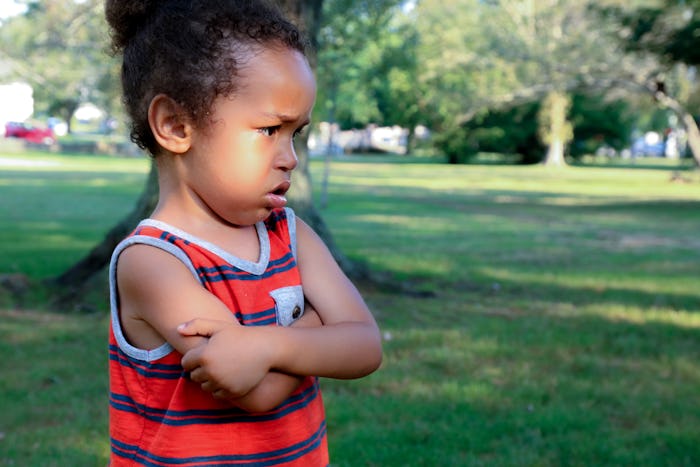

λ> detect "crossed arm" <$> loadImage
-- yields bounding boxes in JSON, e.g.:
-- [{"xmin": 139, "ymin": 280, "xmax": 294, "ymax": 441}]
[{"xmin": 116, "ymin": 218, "xmax": 382, "ymax": 412}]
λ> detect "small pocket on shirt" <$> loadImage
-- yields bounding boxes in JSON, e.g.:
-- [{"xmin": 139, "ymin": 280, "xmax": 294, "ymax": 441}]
[{"xmin": 269, "ymin": 285, "xmax": 305, "ymax": 327}]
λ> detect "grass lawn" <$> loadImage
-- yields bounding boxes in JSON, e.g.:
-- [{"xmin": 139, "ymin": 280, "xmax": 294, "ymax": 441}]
[{"xmin": 1, "ymin": 152, "xmax": 699, "ymax": 466}]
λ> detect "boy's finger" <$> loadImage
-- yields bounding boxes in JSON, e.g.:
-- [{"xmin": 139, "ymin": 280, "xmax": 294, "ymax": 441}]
[
  {"xmin": 187, "ymin": 365, "xmax": 206, "ymax": 383},
  {"xmin": 212, "ymin": 389, "xmax": 230, "ymax": 400},
  {"xmin": 181, "ymin": 345, "xmax": 204, "ymax": 371},
  {"xmin": 177, "ymin": 318, "xmax": 227, "ymax": 336}
]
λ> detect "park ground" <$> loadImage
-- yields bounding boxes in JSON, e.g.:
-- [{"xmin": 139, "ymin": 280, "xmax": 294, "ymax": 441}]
[{"xmin": 1, "ymin": 151, "xmax": 699, "ymax": 466}]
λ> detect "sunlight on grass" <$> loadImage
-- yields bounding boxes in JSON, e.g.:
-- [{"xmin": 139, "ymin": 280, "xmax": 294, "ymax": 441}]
[
  {"xmin": 324, "ymin": 161, "xmax": 700, "ymax": 200},
  {"xmin": 399, "ymin": 378, "xmax": 497, "ymax": 402},
  {"xmin": 330, "ymin": 173, "xmax": 473, "ymax": 192},
  {"xmin": 0, "ymin": 176, "xmax": 54, "ymax": 187},
  {"xmin": 0, "ymin": 157, "xmax": 60, "ymax": 168},
  {"xmin": 582, "ymin": 304, "xmax": 700, "ymax": 329},
  {"xmin": 0, "ymin": 152, "xmax": 150, "ymax": 173},
  {"xmin": 5, "ymin": 229, "xmax": 95, "ymax": 251},
  {"xmin": 482, "ymin": 267, "xmax": 700, "ymax": 298},
  {"xmin": 349, "ymin": 213, "xmax": 461, "ymax": 233}
]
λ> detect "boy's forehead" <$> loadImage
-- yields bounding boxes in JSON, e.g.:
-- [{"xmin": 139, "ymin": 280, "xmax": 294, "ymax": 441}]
[
  {"xmin": 235, "ymin": 47, "xmax": 316, "ymax": 96},
  {"xmin": 215, "ymin": 46, "xmax": 316, "ymax": 117}
]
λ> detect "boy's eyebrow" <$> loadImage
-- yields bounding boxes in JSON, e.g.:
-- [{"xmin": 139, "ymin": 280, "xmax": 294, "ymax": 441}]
[{"xmin": 262, "ymin": 112, "xmax": 309, "ymax": 124}]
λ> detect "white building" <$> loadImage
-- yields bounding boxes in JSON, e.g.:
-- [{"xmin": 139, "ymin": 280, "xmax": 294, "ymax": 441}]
[{"xmin": 0, "ymin": 59, "xmax": 34, "ymax": 136}]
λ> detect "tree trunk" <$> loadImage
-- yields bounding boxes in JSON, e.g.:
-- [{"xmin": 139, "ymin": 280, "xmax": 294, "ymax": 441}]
[
  {"xmin": 594, "ymin": 77, "xmax": 700, "ymax": 167},
  {"xmin": 276, "ymin": 0, "xmax": 323, "ymax": 68},
  {"xmin": 681, "ymin": 112, "xmax": 700, "ymax": 167},
  {"xmin": 540, "ymin": 91, "xmax": 571, "ymax": 167},
  {"xmin": 59, "ymin": 102, "xmax": 78, "ymax": 135},
  {"xmin": 656, "ymin": 95, "xmax": 700, "ymax": 166},
  {"xmin": 544, "ymin": 138, "xmax": 565, "ymax": 167}
]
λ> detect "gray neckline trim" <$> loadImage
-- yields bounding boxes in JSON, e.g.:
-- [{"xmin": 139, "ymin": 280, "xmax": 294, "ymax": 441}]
[{"xmin": 137, "ymin": 218, "xmax": 270, "ymax": 276}]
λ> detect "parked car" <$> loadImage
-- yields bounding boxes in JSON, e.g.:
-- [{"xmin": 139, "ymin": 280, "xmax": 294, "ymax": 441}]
[
  {"xmin": 4, "ymin": 121, "xmax": 56, "ymax": 145},
  {"xmin": 630, "ymin": 132, "xmax": 664, "ymax": 158}
]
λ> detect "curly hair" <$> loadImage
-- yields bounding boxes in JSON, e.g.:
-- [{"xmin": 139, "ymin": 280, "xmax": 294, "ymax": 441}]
[{"xmin": 105, "ymin": 0, "xmax": 307, "ymax": 155}]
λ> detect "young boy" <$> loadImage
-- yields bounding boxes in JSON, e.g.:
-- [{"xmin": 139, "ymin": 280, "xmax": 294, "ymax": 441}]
[{"xmin": 106, "ymin": 1, "xmax": 382, "ymax": 465}]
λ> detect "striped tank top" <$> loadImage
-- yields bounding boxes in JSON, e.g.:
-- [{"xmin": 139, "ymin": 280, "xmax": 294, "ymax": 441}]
[{"xmin": 108, "ymin": 208, "xmax": 328, "ymax": 466}]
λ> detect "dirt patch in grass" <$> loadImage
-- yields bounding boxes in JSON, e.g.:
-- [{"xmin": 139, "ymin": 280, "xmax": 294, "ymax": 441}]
[
  {"xmin": 618, "ymin": 234, "xmax": 677, "ymax": 249},
  {"xmin": 594, "ymin": 231, "xmax": 700, "ymax": 251}
]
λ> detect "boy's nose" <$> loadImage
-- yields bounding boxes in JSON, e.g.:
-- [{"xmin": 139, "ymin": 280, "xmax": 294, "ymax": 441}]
[{"xmin": 279, "ymin": 145, "xmax": 298, "ymax": 171}]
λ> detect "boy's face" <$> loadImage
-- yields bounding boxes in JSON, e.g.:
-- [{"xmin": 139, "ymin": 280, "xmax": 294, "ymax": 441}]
[{"xmin": 183, "ymin": 46, "xmax": 316, "ymax": 227}]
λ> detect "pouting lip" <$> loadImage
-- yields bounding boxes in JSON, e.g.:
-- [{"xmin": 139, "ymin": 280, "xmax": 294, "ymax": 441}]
[{"xmin": 270, "ymin": 180, "xmax": 291, "ymax": 196}]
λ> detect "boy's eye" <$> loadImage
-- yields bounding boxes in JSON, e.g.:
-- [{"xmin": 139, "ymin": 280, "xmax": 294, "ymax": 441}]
[
  {"xmin": 293, "ymin": 126, "xmax": 308, "ymax": 140},
  {"xmin": 259, "ymin": 125, "xmax": 281, "ymax": 136}
]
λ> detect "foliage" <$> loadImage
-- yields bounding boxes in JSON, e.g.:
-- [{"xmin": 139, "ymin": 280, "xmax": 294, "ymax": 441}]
[
  {"xmin": 569, "ymin": 93, "xmax": 638, "ymax": 157},
  {"xmin": 369, "ymin": 17, "xmax": 423, "ymax": 134},
  {"xmin": 0, "ymin": 0, "xmax": 121, "ymax": 129},
  {"xmin": 412, "ymin": 0, "xmax": 700, "ymax": 164},
  {"xmin": 314, "ymin": 0, "xmax": 415, "ymax": 130},
  {"xmin": 2, "ymin": 153, "xmax": 700, "ymax": 465},
  {"xmin": 413, "ymin": 0, "xmax": 620, "ymax": 163},
  {"xmin": 433, "ymin": 102, "xmax": 543, "ymax": 164},
  {"xmin": 432, "ymin": 93, "xmax": 637, "ymax": 164},
  {"xmin": 599, "ymin": 0, "xmax": 700, "ymax": 165},
  {"xmin": 616, "ymin": 0, "xmax": 700, "ymax": 66},
  {"xmin": 3, "ymin": 0, "xmax": 698, "ymax": 165}
]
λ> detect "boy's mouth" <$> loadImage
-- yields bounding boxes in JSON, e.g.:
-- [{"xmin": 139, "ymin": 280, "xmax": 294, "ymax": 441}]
[
  {"xmin": 267, "ymin": 181, "xmax": 291, "ymax": 208},
  {"xmin": 271, "ymin": 180, "xmax": 291, "ymax": 196}
]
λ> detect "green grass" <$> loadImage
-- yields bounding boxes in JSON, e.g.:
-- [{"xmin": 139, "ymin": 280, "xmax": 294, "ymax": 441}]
[
  {"xmin": 1, "ymin": 152, "xmax": 699, "ymax": 466},
  {"xmin": 0, "ymin": 152, "xmax": 149, "ymax": 279}
]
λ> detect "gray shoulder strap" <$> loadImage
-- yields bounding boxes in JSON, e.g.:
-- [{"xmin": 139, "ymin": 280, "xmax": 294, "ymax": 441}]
[
  {"xmin": 284, "ymin": 207, "xmax": 298, "ymax": 260},
  {"xmin": 108, "ymin": 235, "xmax": 201, "ymax": 362}
]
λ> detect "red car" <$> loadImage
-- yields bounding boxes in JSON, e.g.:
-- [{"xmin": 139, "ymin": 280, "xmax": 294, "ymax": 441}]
[{"xmin": 4, "ymin": 121, "xmax": 56, "ymax": 145}]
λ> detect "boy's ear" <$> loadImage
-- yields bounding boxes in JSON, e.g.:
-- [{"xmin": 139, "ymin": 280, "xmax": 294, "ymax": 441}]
[{"xmin": 148, "ymin": 94, "xmax": 192, "ymax": 154}]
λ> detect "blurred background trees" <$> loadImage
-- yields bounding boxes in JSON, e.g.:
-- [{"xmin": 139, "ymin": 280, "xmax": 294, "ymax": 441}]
[
  {"xmin": 0, "ymin": 0, "xmax": 120, "ymax": 134},
  {"xmin": 1, "ymin": 0, "xmax": 697, "ymax": 165},
  {"xmin": 414, "ymin": 0, "xmax": 698, "ymax": 165},
  {"xmin": 611, "ymin": 0, "xmax": 700, "ymax": 164}
]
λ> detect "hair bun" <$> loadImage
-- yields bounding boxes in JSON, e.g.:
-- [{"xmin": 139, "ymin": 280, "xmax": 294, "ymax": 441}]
[{"xmin": 105, "ymin": 0, "xmax": 160, "ymax": 51}]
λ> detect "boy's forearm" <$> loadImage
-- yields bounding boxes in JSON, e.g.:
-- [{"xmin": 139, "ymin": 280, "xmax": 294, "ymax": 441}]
[
  {"xmin": 268, "ymin": 321, "xmax": 382, "ymax": 379},
  {"xmin": 231, "ymin": 372, "xmax": 303, "ymax": 412},
  {"xmin": 217, "ymin": 306, "xmax": 322, "ymax": 411},
  {"xmin": 179, "ymin": 312, "xmax": 380, "ymax": 398}
]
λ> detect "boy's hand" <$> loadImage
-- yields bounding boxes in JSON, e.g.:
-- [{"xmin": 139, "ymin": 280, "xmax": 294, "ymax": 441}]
[{"xmin": 178, "ymin": 319, "xmax": 272, "ymax": 398}]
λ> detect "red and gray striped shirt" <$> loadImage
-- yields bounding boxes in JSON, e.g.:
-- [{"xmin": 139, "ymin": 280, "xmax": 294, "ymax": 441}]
[{"xmin": 108, "ymin": 208, "xmax": 328, "ymax": 466}]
